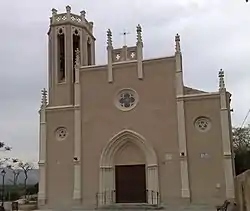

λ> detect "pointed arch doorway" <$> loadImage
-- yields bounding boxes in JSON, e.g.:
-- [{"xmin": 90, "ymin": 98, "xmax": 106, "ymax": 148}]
[{"xmin": 99, "ymin": 130, "xmax": 159, "ymax": 205}]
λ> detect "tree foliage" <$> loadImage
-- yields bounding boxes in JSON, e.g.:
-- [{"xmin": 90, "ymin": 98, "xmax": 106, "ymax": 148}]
[
  {"xmin": 4, "ymin": 158, "xmax": 22, "ymax": 186},
  {"xmin": 0, "ymin": 141, "xmax": 11, "ymax": 152},
  {"xmin": 232, "ymin": 124, "xmax": 250, "ymax": 175},
  {"xmin": 18, "ymin": 161, "xmax": 34, "ymax": 198}
]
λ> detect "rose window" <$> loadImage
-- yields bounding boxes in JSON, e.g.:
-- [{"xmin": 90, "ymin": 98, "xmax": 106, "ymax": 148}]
[
  {"xmin": 115, "ymin": 89, "xmax": 138, "ymax": 111},
  {"xmin": 119, "ymin": 93, "xmax": 135, "ymax": 108},
  {"xmin": 55, "ymin": 127, "xmax": 68, "ymax": 141},
  {"xmin": 194, "ymin": 117, "xmax": 211, "ymax": 132}
]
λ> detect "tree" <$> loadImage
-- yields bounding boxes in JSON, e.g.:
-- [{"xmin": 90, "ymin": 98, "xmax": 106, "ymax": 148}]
[
  {"xmin": 5, "ymin": 158, "xmax": 22, "ymax": 186},
  {"xmin": 232, "ymin": 125, "xmax": 250, "ymax": 175},
  {"xmin": 18, "ymin": 161, "xmax": 33, "ymax": 198},
  {"xmin": 0, "ymin": 141, "xmax": 11, "ymax": 168},
  {"xmin": 0, "ymin": 141, "xmax": 11, "ymax": 152}
]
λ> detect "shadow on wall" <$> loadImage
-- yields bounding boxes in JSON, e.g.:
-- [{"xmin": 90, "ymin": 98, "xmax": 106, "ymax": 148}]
[{"xmin": 235, "ymin": 170, "xmax": 250, "ymax": 211}]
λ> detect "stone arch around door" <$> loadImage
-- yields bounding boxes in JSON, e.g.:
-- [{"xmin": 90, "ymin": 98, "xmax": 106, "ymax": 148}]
[{"xmin": 99, "ymin": 129, "xmax": 159, "ymax": 205}]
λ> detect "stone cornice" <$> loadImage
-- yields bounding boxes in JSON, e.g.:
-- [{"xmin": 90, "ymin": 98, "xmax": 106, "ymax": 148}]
[
  {"xmin": 46, "ymin": 105, "xmax": 79, "ymax": 111},
  {"xmin": 177, "ymin": 92, "xmax": 220, "ymax": 101}
]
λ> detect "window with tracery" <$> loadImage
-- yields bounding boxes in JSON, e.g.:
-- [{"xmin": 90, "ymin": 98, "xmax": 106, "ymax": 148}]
[
  {"xmin": 119, "ymin": 93, "xmax": 136, "ymax": 108},
  {"xmin": 194, "ymin": 117, "xmax": 211, "ymax": 132},
  {"xmin": 73, "ymin": 29, "xmax": 80, "ymax": 82},
  {"xmin": 57, "ymin": 28, "xmax": 65, "ymax": 83},
  {"xmin": 55, "ymin": 127, "xmax": 68, "ymax": 141},
  {"xmin": 87, "ymin": 38, "xmax": 92, "ymax": 65},
  {"xmin": 115, "ymin": 89, "xmax": 138, "ymax": 111}
]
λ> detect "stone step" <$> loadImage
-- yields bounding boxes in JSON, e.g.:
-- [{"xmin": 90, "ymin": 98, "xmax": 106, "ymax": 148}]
[
  {"xmin": 97, "ymin": 203, "xmax": 216, "ymax": 211},
  {"xmin": 98, "ymin": 203, "xmax": 163, "ymax": 210}
]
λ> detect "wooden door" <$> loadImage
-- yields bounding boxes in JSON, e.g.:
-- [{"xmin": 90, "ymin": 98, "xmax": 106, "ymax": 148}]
[{"xmin": 115, "ymin": 164, "xmax": 146, "ymax": 203}]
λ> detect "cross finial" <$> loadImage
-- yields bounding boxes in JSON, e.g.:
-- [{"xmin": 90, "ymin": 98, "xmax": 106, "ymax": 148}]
[
  {"xmin": 218, "ymin": 69, "xmax": 225, "ymax": 90},
  {"xmin": 41, "ymin": 88, "xmax": 47, "ymax": 108},
  {"xmin": 120, "ymin": 30, "xmax": 130, "ymax": 46},
  {"xmin": 175, "ymin": 33, "xmax": 181, "ymax": 53},
  {"xmin": 107, "ymin": 29, "xmax": 112, "ymax": 47},
  {"xmin": 136, "ymin": 24, "xmax": 143, "ymax": 44}
]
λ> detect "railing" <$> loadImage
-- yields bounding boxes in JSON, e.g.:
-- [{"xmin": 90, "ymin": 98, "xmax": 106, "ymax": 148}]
[
  {"xmin": 146, "ymin": 189, "xmax": 160, "ymax": 206},
  {"xmin": 95, "ymin": 190, "xmax": 115, "ymax": 209},
  {"xmin": 216, "ymin": 200, "xmax": 235, "ymax": 211},
  {"xmin": 53, "ymin": 13, "xmax": 82, "ymax": 24}
]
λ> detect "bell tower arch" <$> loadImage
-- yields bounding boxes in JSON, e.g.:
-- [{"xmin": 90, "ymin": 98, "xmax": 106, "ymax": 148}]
[{"xmin": 48, "ymin": 6, "xmax": 95, "ymax": 106}]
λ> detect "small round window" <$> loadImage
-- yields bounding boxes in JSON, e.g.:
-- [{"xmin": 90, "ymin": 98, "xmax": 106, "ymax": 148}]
[
  {"xmin": 194, "ymin": 117, "xmax": 211, "ymax": 132},
  {"xmin": 115, "ymin": 89, "xmax": 138, "ymax": 111},
  {"xmin": 55, "ymin": 127, "xmax": 68, "ymax": 141}
]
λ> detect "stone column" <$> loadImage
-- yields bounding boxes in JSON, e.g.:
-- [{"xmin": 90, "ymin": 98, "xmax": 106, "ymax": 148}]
[
  {"xmin": 73, "ymin": 49, "xmax": 82, "ymax": 202},
  {"xmin": 107, "ymin": 29, "xmax": 113, "ymax": 83},
  {"xmin": 136, "ymin": 24, "xmax": 143, "ymax": 79},
  {"xmin": 99, "ymin": 166, "xmax": 114, "ymax": 205},
  {"xmin": 175, "ymin": 34, "xmax": 190, "ymax": 199},
  {"xmin": 219, "ymin": 69, "xmax": 235, "ymax": 199},
  {"xmin": 38, "ymin": 88, "xmax": 47, "ymax": 207},
  {"xmin": 147, "ymin": 165, "xmax": 159, "ymax": 205}
]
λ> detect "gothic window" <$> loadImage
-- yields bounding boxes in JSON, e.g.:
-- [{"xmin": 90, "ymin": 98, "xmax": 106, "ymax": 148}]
[
  {"xmin": 115, "ymin": 89, "xmax": 138, "ymax": 111},
  {"xmin": 73, "ymin": 29, "xmax": 80, "ymax": 82},
  {"xmin": 57, "ymin": 29, "xmax": 65, "ymax": 83},
  {"xmin": 87, "ymin": 38, "xmax": 92, "ymax": 65}
]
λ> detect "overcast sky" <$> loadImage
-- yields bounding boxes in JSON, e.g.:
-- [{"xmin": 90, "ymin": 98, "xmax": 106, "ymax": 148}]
[{"xmin": 0, "ymin": 0, "xmax": 249, "ymax": 163}]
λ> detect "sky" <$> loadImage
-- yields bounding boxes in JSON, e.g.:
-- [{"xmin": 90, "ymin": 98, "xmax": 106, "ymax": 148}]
[{"xmin": 0, "ymin": 0, "xmax": 250, "ymax": 163}]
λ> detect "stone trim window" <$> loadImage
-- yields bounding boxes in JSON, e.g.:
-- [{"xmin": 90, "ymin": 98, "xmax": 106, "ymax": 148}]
[
  {"xmin": 194, "ymin": 116, "xmax": 211, "ymax": 132},
  {"xmin": 115, "ymin": 89, "xmax": 138, "ymax": 111},
  {"xmin": 57, "ymin": 28, "xmax": 66, "ymax": 83},
  {"xmin": 55, "ymin": 127, "xmax": 68, "ymax": 141}
]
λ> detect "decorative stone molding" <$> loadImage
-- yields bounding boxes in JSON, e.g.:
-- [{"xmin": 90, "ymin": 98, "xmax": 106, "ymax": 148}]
[
  {"xmin": 114, "ymin": 88, "xmax": 139, "ymax": 112},
  {"xmin": 99, "ymin": 129, "xmax": 159, "ymax": 205},
  {"xmin": 175, "ymin": 33, "xmax": 190, "ymax": 199},
  {"xmin": 38, "ymin": 88, "xmax": 47, "ymax": 208},
  {"xmin": 56, "ymin": 26, "xmax": 65, "ymax": 35},
  {"xmin": 72, "ymin": 26, "xmax": 81, "ymax": 36},
  {"xmin": 219, "ymin": 69, "xmax": 235, "ymax": 199}
]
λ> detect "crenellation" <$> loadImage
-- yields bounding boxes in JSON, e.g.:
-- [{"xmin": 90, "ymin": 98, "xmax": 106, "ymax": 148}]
[{"xmin": 50, "ymin": 6, "xmax": 92, "ymax": 28}]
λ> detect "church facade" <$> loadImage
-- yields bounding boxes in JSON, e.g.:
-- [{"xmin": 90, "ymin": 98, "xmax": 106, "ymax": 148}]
[{"xmin": 38, "ymin": 6, "xmax": 236, "ymax": 210}]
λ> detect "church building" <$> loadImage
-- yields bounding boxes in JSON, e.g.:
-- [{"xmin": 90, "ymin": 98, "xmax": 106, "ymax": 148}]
[{"xmin": 38, "ymin": 6, "xmax": 236, "ymax": 210}]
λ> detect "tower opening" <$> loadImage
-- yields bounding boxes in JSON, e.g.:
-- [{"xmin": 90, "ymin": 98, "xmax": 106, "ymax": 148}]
[
  {"xmin": 87, "ymin": 39, "xmax": 92, "ymax": 65},
  {"xmin": 57, "ymin": 32, "xmax": 65, "ymax": 83},
  {"xmin": 73, "ymin": 30, "xmax": 80, "ymax": 82}
]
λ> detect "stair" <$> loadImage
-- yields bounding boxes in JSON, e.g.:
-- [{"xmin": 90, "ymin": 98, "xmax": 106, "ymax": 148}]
[
  {"xmin": 98, "ymin": 203, "xmax": 164, "ymax": 210},
  {"xmin": 96, "ymin": 203, "xmax": 217, "ymax": 211}
]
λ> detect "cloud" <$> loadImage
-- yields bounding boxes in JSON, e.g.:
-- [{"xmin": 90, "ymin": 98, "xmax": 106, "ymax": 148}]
[{"xmin": 0, "ymin": 0, "xmax": 249, "ymax": 162}]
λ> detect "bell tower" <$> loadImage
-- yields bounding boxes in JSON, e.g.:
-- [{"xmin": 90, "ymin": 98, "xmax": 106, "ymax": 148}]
[{"xmin": 48, "ymin": 6, "xmax": 95, "ymax": 106}]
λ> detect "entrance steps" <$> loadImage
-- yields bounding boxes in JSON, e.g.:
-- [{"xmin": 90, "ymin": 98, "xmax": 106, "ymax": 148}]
[{"xmin": 97, "ymin": 203, "xmax": 217, "ymax": 211}]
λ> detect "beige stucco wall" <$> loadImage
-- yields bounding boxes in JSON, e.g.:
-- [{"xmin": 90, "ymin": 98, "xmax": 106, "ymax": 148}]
[
  {"xmin": 235, "ymin": 170, "xmax": 250, "ymax": 211},
  {"xmin": 80, "ymin": 57, "xmax": 182, "ymax": 208},
  {"xmin": 43, "ymin": 55, "xmax": 233, "ymax": 209},
  {"xmin": 184, "ymin": 95, "xmax": 226, "ymax": 204},
  {"xmin": 46, "ymin": 108, "xmax": 74, "ymax": 209}
]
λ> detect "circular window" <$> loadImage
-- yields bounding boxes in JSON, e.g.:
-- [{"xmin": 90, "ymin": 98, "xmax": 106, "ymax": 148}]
[
  {"xmin": 115, "ymin": 89, "xmax": 138, "ymax": 111},
  {"xmin": 55, "ymin": 127, "xmax": 68, "ymax": 141},
  {"xmin": 194, "ymin": 117, "xmax": 211, "ymax": 132}
]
